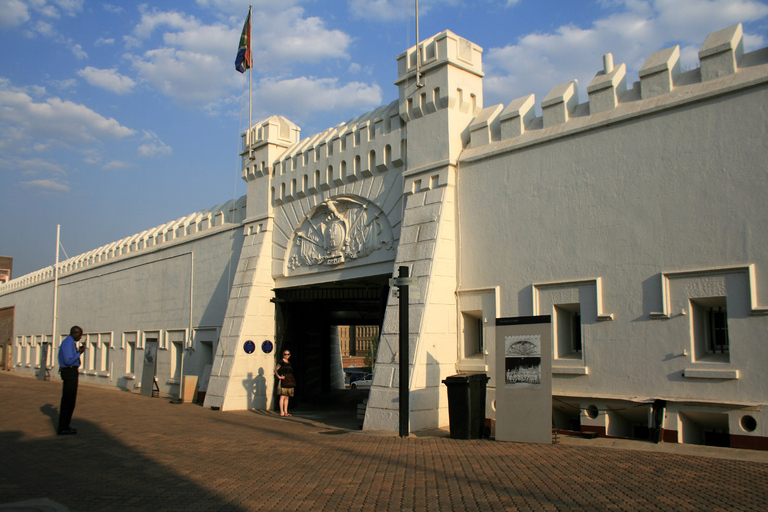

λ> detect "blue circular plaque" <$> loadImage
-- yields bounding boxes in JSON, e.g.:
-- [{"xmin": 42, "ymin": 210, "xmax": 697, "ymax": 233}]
[
  {"xmin": 261, "ymin": 340, "xmax": 274, "ymax": 354},
  {"xmin": 243, "ymin": 340, "xmax": 255, "ymax": 354}
]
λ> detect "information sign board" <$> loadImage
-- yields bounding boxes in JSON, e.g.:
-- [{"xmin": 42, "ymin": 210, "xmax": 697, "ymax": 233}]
[{"xmin": 495, "ymin": 316, "xmax": 552, "ymax": 444}]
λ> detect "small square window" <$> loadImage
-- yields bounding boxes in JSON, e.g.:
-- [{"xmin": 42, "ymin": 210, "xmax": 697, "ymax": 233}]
[
  {"xmin": 691, "ymin": 297, "xmax": 730, "ymax": 362},
  {"xmin": 555, "ymin": 304, "xmax": 582, "ymax": 359},
  {"xmin": 461, "ymin": 311, "xmax": 483, "ymax": 358}
]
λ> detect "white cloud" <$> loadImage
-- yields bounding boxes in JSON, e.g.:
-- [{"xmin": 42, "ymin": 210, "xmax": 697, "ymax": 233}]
[
  {"xmin": 0, "ymin": 0, "xmax": 83, "ymax": 28},
  {"xmin": 70, "ymin": 42, "xmax": 86, "ymax": 59},
  {"xmin": 0, "ymin": 0, "xmax": 30, "ymax": 28},
  {"xmin": 20, "ymin": 179, "xmax": 70, "ymax": 191},
  {"xmin": 95, "ymin": 37, "xmax": 114, "ymax": 46},
  {"xmin": 6, "ymin": 156, "xmax": 67, "ymax": 176},
  {"xmin": 126, "ymin": 5, "xmax": 353, "ymax": 107},
  {"xmin": 484, "ymin": 0, "xmax": 768, "ymax": 108},
  {"xmin": 46, "ymin": 77, "xmax": 77, "ymax": 91},
  {"xmin": 33, "ymin": 19, "xmax": 55, "ymax": 36},
  {"xmin": 102, "ymin": 160, "xmax": 130, "ymax": 169},
  {"xmin": 103, "ymin": 4, "xmax": 123, "ymax": 14},
  {"xmin": 195, "ymin": 0, "xmax": 305, "ymax": 15},
  {"xmin": 0, "ymin": 78, "xmax": 135, "ymax": 153},
  {"xmin": 347, "ymin": 0, "xmax": 458, "ymax": 21},
  {"xmin": 252, "ymin": 8, "xmax": 351, "ymax": 63},
  {"xmin": 77, "ymin": 67, "xmax": 137, "ymax": 94},
  {"xmin": 257, "ymin": 76, "xmax": 383, "ymax": 115},
  {"xmin": 25, "ymin": 12, "xmax": 88, "ymax": 59},
  {"xmin": 130, "ymin": 47, "xmax": 236, "ymax": 104},
  {"xmin": 52, "ymin": 0, "xmax": 84, "ymax": 17},
  {"xmin": 133, "ymin": 7, "xmax": 200, "ymax": 39},
  {"xmin": 137, "ymin": 130, "xmax": 172, "ymax": 157}
]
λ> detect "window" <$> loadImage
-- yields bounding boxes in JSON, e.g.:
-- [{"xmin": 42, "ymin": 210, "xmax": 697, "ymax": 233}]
[
  {"xmin": 124, "ymin": 332, "xmax": 137, "ymax": 374},
  {"xmin": 457, "ymin": 287, "xmax": 497, "ymax": 371},
  {"xmin": 461, "ymin": 311, "xmax": 484, "ymax": 358},
  {"xmin": 99, "ymin": 333, "xmax": 111, "ymax": 374},
  {"xmin": 15, "ymin": 336, "xmax": 22, "ymax": 366},
  {"xmin": 171, "ymin": 341, "xmax": 183, "ymax": 382},
  {"xmin": 24, "ymin": 336, "xmax": 31, "ymax": 366},
  {"xmin": 691, "ymin": 297, "xmax": 729, "ymax": 362},
  {"xmin": 144, "ymin": 330, "xmax": 160, "ymax": 350},
  {"xmin": 87, "ymin": 334, "xmax": 98, "ymax": 372},
  {"xmin": 554, "ymin": 304, "xmax": 582, "ymax": 359},
  {"xmin": 33, "ymin": 335, "xmax": 42, "ymax": 368},
  {"xmin": 44, "ymin": 335, "xmax": 54, "ymax": 368},
  {"xmin": 167, "ymin": 330, "xmax": 186, "ymax": 382}
]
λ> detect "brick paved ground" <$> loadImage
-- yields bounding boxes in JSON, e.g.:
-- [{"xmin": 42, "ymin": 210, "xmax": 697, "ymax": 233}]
[{"xmin": 1, "ymin": 371, "xmax": 767, "ymax": 512}]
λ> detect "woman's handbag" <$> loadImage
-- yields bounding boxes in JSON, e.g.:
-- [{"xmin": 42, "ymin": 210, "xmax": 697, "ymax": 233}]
[{"xmin": 282, "ymin": 374, "xmax": 296, "ymax": 388}]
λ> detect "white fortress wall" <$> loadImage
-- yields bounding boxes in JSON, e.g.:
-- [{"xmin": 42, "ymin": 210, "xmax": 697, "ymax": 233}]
[
  {"xmin": 456, "ymin": 24, "xmax": 768, "ymax": 441},
  {"xmin": 0, "ymin": 198, "xmax": 248, "ymax": 395}
]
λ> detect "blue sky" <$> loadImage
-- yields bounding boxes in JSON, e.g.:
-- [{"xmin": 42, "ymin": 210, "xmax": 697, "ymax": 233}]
[{"xmin": 2, "ymin": 0, "xmax": 768, "ymax": 278}]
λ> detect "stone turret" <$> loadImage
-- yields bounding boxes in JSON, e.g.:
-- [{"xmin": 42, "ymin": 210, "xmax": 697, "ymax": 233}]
[
  {"xmin": 240, "ymin": 115, "xmax": 300, "ymax": 220},
  {"xmin": 395, "ymin": 30, "xmax": 484, "ymax": 170}
]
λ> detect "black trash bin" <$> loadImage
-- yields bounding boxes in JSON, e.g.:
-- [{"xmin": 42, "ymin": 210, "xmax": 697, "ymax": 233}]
[{"xmin": 442, "ymin": 373, "xmax": 490, "ymax": 439}]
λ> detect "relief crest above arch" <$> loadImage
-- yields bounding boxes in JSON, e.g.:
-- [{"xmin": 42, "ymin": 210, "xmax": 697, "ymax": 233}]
[{"xmin": 285, "ymin": 196, "xmax": 394, "ymax": 274}]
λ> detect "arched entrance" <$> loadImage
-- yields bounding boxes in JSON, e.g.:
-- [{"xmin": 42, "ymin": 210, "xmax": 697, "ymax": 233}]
[{"xmin": 272, "ymin": 275, "xmax": 389, "ymax": 426}]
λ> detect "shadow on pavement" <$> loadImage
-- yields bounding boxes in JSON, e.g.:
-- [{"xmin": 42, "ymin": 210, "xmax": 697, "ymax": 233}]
[
  {"xmin": 0, "ymin": 423, "xmax": 248, "ymax": 512},
  {"xmin": 286, "ymin": 388, "xmax": 368, "ymax": 431}
]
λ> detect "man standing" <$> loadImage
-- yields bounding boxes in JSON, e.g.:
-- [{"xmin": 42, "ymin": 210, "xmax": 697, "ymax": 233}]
[{"xmin": 57, "ymin": 325, "xmax": 85, "ymax": 435}]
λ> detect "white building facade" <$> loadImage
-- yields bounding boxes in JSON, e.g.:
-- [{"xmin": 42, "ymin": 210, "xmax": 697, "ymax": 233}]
[{"xmin": 2, "ymin": 24, "xmax": 767, "ymax": 449}]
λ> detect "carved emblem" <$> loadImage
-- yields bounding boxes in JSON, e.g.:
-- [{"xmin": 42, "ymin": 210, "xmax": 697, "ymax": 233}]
[
  {"xmin": 287, "ymin": 197, "xmax": 393, "ymax": 271},
  {"xmin": 506, "ymin": 340, "xmax": 538, "ymax": 356}
]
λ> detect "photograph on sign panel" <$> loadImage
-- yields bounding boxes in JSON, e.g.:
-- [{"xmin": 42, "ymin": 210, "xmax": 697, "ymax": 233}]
[{"xmin": 505, "ymin": 335, "xmax": 541, "ymax": 387}]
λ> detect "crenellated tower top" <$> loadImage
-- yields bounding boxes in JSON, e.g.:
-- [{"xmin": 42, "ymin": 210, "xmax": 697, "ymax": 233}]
[{"xmin": 395, "ymin": 30, "xmax": 484, "ymax": 171}]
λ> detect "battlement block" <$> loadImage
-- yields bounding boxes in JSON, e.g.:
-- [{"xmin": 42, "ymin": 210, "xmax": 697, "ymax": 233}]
[
  {"xmin": 587, "ymin": 55, "xmax": 627, "ymax": 114},
  {"xmin": 499, "ymin": 94, "xmax": 536, "ymax": 139},
  {"xmin": 639, "ymin": 46, "xmax": 681, "ymax": 99},
  {"xmin": 699, "ymin": 23, "xmax": 743, "ymax": 82},
  {"xmin": 542, "ymin": 80, "xmax": 578, "ymax": 128},
  {"xmin": 469, "ymin": 104, "xmax": 503, "ymax": 147},
  {"xmin": 396, "ymin": 30, "xmax": 483, "ymax": 85}
]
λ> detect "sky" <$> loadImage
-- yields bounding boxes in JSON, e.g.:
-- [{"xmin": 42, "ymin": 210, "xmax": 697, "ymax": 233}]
[{"xmin": 1, "ymin": 0, "xmax": 768, "ymax": 278}]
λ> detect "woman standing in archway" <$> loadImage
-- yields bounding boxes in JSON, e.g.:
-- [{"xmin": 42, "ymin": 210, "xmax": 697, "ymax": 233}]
[{"xmin": 275, "ymin": 349, "xmax": 295, "ymax": 416}]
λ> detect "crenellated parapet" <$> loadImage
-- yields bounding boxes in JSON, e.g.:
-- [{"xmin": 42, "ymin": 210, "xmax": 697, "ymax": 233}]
[
  {"xmin": 395, "ymin": 30, "xmax": 484, "ymax": 123},
  {"xmin": 240, "ymin": 115, "xmax": 301, "ymax": 182},
  {"xmin": 242, "ymin": 101, "xmax": 406, "ymax": 207},
  {"xmin": 465, "ymin": 23, "xmax": 766, "ymax": 154},
  {"xmin": 0, "ymin": 197, "xmax": 247, "ymax": 295}
]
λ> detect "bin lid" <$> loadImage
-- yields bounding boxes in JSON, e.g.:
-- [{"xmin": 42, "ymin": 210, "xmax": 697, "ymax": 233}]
[{"xmin": 442, "ymin": 373, "xmax": 490, "ymax": 384}]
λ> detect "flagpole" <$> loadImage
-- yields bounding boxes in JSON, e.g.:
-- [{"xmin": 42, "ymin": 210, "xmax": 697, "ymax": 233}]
[
  {"xmin": 249, "ymin": 4, "xmax": 252, "ymax": 129},
  {"xmin": 415, "ymin": 0, "xmax": 423, "ymax": 87},
  {"xmin": 52, "ymin": 224, "xmax": 60, "ymax": 348}
]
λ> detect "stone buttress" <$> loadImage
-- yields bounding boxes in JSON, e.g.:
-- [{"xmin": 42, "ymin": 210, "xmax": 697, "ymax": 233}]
[
  {"xmin": 364, "ymin": 31, "xmax": 484, "ymax": 431},
  {"xmin": 204, "ymin": 117, "xmax": 300, "ymax": 411}
]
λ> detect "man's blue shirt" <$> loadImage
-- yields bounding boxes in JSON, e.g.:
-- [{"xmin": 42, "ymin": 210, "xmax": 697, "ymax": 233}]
[{"xmin": 58, "ymin": 335, "xmax": 81, "ymax": 368}]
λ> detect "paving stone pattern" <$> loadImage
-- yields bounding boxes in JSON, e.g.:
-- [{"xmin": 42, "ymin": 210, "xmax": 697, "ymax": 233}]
[{"xmin": 1, "ymin": 372, "xmax": 767, "ymax": 512}]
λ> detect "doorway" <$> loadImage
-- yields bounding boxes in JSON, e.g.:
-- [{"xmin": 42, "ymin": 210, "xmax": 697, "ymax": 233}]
[
  {"xmin": 0, "ymin": 307, "xmax": 13, "ymax": 371},
  {"xmin": 273, "ymin": 275, "xmax": 389, "ymax": 426}
]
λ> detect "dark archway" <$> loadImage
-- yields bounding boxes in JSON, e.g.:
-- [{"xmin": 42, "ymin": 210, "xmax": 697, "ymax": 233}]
[{"xmin": 272, "ymin": 275, "xmax": 389, "ymax": 422}]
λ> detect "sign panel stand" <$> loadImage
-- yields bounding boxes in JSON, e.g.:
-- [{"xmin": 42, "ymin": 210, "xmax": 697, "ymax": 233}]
[
  {"xmin": 141, "ymin": 338, "xmax": 159, "ymax": 398},
  {"xmin": 495, "ymin": 316, "xmax": 552, "ymax": 444},
  {"xmin": 38, "ymin": 342, "xmax": 50, "ymax": 381}
]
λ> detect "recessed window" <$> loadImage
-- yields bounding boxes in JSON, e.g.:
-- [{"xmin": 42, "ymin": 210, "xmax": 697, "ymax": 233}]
[
  {"xmin": 124, "ymin": 332, "xmax": 137, "ymax": 374},
  {"xmin": 461, "ymin": 311, "xmax": 483, "ymax": 358},
  {"xmin": 555, "ymin": 304, "xmax": 582, "ymax": 359},
  {"xmin": 691, "ymin": 297, "xmax": 729, "ymax": 362},
  {"xmin": 168, "ymin": 330, "xmax": 186, "ymax": 382}
]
